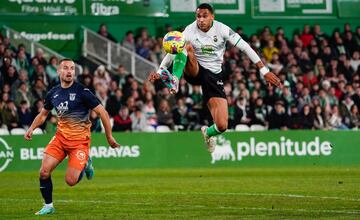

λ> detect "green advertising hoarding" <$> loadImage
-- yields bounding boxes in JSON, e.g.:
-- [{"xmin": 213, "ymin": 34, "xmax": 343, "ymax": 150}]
[
  {"xmin": 0, "ymin": 0, "xmax": 83, "ymax": 16},
  {"xmin": 169, "ymin": 0, "xmax": 245, "ymax": 14},
  {"xmin": 4, "ymin": 0, "xmax": 352, "ymax": 18},
  {"xmin": 84, "ymin": 0, "xmax": 167, "ymax": 17},
  {"xmin": 337, "ymin": 0, "xmax": 360, "ymax": 18},
  {"xmin": 0, "ymin": 131, "xmax": 359, "ymax": 172},
  {"xmin": 4, "ymin": 22, "xmax": 79, "ymax": 59},
  {"xmin": 253, "ymin": 0, "xmax": 337, "ymax": 18},
  {"xmin": 0, "ymin": 0, "xmax": 167, "ymax": 17}
]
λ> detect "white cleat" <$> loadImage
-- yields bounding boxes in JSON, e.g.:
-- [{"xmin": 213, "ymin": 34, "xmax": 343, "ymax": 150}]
[{"xmin": 201, "ymin": 126, "xmax": 216, "ymax": 153}]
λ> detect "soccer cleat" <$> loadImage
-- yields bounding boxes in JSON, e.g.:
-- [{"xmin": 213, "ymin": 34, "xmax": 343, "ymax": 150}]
[
  {"xmin": 85, "ymin": 157, "xmax": 94, "ymax": 180},
  {"xmin": 201, "ymin": 126, "xmax": 216, "ymax": 153},
  {"xmin": 159, "ymin": 69, "xmax": 179, "ymax": 94},
  {"xmin": 35, "ymin": 205, "xmax": 55, "ymax": 216}
]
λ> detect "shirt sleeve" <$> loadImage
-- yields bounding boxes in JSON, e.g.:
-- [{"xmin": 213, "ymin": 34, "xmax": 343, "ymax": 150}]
[
  {"xmin": 223, "ymin": 24, "xmax": 242, "ymax": 46},
  {"xmin": 235, "ymin": 39, "xmax": 261, "ymax": 64},
  {"xmin": 43, "ymin": 90, "xmax": 54, "ymax": 110},
  {"xmin": 182, "ymin": 26, "xmax": 190, "ymax": 42},
  {"xmin": 82, "ymin": 88, "xmax": 100, "ymax": 109}
]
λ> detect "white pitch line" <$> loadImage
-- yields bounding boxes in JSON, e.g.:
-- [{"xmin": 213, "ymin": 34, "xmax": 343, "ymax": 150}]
[
  {"xmin": 100, "ymin": 191, "xmax": 360, "ymax": 202},
  {"xmin": 1, "ymin": 198, "xmax": 359, "ymax": 215},
  {"xmin": 201, "ymin": 192, "xmax": 360, "ymax": 202},
  {"xmin": 218, "ymin": 206, "xmax": 360, "ymax": 215}
]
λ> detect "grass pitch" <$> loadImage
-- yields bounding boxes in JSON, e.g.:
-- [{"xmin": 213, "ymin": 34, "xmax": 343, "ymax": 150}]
[{"xmin": 1, "ymin": 167, "xmax": 360, "ymax": 219}]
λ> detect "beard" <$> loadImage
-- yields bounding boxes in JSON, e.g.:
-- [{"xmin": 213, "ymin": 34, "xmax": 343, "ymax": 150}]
[{"xmin": 62, "ymin": 76, "xmax": 74, "ymax": 84}]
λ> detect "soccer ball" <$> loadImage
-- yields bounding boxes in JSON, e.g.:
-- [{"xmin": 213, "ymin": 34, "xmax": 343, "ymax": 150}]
[{"xmin": 162, "ymin": 31, "xmax": 185, "ymax": 54}]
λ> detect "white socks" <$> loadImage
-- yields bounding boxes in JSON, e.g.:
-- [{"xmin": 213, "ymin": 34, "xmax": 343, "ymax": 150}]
[{"xmin": 45, "ymin": 203, "xmax": 53, "ymax": 208}]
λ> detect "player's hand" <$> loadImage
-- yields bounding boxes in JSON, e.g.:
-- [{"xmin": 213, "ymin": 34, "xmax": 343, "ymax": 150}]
[
  {"xmin": 24, "ymin": 129, "xmax": 33, "ymax": 140},
  {"xmin": 264, "ymin": 72, "xmax": 282, "ymax": 88},
  {"xmin": 107, "ymin": 136, "xmax": 120, "ymax": 148},
  {"xmin": 148, "ymin": 71, "xmax": 160, "ymax": 83}
]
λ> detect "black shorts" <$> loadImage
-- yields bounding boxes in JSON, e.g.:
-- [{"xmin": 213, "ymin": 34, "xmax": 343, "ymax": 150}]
[{"xmin": 184, "ymin": 64, "xmax": 226, "ymax": 104}]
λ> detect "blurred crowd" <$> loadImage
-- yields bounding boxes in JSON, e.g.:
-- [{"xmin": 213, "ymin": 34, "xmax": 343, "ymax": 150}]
[{"xmin": 0, "ymin": 23, "xmax": 359, "ymax": 134}]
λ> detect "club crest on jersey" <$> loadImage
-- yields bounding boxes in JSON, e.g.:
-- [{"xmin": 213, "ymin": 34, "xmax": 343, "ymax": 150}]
[
  {"xmin": 76, "ymin": 150, "xmax": 86, "ymax": 161},
  {"xmin": 213, "ymin": 35, "xmax": 218, "ymax": 42},
  {"xmin": 69, "ymin": 93, "xmax": 76, "ymax": 101}
]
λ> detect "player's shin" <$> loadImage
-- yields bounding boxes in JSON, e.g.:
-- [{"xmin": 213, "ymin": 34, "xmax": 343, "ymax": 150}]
[
  {"xmin": 172, "ymin": 50, "xmax": 188, "ymax": 79},
  {"xmin": 39, "ymin": 177, "xmax": 53, "ymax": 205}
]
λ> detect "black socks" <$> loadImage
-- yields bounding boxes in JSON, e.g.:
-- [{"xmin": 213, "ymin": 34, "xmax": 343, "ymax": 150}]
[{"xmin": 40, "ymin": 177, "xmax": 53, "ymax": 204}]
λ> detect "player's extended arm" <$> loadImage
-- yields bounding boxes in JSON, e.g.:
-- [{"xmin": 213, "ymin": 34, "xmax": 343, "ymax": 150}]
[
  {"xmin": 24, "ymin": 108, "xmax": 50, "ymax": 140},
  {"xmin": 93, "ymin": 104, "xmax": 120, "ymax": 148},
  {"xmin": 235, "ymin": 39, "xmax": 282, "ymax": 88},
  {"xmin": 148, "ymin": 53, "xmax": 175, "ymax": 82}
]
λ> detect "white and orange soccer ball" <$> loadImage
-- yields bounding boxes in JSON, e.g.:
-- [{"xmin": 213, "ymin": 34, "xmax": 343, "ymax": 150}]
[{"xmin": 162, "ymin": 31, "xmax": 185, "ymax": 54}]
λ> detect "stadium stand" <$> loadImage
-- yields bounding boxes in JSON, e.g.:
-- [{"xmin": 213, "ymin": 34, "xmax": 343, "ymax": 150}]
[{"xmin": 0, "ymin": 24, "xmax": 359, "ymax": 134}]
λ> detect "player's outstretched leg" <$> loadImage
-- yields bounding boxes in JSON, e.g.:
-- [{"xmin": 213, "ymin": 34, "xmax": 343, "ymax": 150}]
[
  {"xmin": 161, "ymin": 49, "xmax": 188, "ymax": 94},
  {"xmin": 202, "ymin": 97, "xmax": 228, "ymax": 153},
  {"xmin": 159, "ymin": 69, "xmax": 179, "ymax": 94},
  {"xmin": 85, "ymin": 156, "xmax": 94, "ymax": 180},
  {"xmin": 151, "ymin": 43, "xmax": 197, "ymax": 94},
  {"xmin": 36, "ymin": 154, "xmax": 59, "ymax": 215}
]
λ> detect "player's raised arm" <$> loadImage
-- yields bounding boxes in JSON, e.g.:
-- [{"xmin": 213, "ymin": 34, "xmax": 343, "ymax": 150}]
[
  {"xmin": 228, "ymin": 31, "xmax": 282, "ymax": 88},
  {"xmin": 92, "ymin": 104, "xmax": 120, "ymax": 148},
  {"xmin": 24, "ymin": 108, "xmax": 50, "ymax": 140}
]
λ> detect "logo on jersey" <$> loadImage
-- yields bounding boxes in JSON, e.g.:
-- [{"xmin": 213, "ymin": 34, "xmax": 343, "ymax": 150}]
[
  {"xmin": 53, "ymin": 94, "xmax": 59, "ymax": 99},
  {"xmin": 56, "ymin": 101, "xmax": 69, "ymax": 115},
  {"xmin": 201, "ymin": 45, "xmax": 215, "ymax": 55},
  {"xmin": 76, "ymin": 150, "xmax": 86, "ymax": 161},
  {"xmin": 69, "ymin": 93, "xmax": 76, "ymax": 101},
  {"xmin": 213, "ymin": 35, "xmax": 218, "ymax": 42}
]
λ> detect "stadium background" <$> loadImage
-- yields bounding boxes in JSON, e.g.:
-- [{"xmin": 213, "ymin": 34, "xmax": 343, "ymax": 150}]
[{"xmin": 0, "ymin": 0, "xmax": 360, "ymax": 219}]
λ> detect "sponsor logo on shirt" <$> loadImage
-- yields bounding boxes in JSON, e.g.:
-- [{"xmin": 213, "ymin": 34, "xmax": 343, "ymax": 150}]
[
  {"xmin": 56, "ymin": 101, "xmax": 69, "ymax": 115},
  {"xmin": 201, "ymin": 45, "xmax": 215, "ymax": 55}
]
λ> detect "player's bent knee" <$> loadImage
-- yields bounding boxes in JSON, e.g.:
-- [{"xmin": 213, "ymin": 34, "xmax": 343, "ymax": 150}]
[
  {"xmin": 39, "ymin": 168, "xmax": 51, "ymax": 179},
  {"xmin": 65, "ymin": 176, "xmax": 78, "ymax": 187},
  {"xmin": 65, "ymin": 179, "xmax": 77, "ymax": 187}
]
